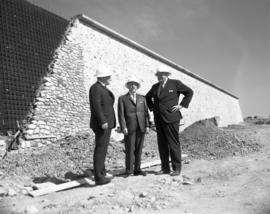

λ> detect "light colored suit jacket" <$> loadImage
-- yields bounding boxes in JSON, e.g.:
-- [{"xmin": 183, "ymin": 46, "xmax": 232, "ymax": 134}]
[{"xmin": 118, "ymin": 93, "xmax": 149, "ymax": 133}]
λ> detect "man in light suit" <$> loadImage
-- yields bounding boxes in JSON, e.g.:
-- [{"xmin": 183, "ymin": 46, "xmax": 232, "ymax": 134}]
[
  {"xmin": 118, "ymin": 77, "xmax": 149, "ymax": 176},
  {"xmin": 89, "ymin": 66, "xmax": 116, "ymax": 185},
  {"xmin": 146, "ymin": 65, "xmax": 193, "ymax": 176}
]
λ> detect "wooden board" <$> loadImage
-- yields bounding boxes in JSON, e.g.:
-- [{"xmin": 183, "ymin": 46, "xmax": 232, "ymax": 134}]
[
  {"xmin": 29, "ymin": 154, "xmax": 188, "ymax": 197},
  {"xmin": 141, "ymin": 154, "xmax": 187, "ymax": 168},
  {"xmin": 33, "ymin": 182, "xmax": 57, "ymax": 190},
  {"xmin": 29, "ymin": 178, "xmax": 94, "ymax": 197},
  {"xmin": 114, "ymin": 154, "xmax": 188, "ymax": 175}
]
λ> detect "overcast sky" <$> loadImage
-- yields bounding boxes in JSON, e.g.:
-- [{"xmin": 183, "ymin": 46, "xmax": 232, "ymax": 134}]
[{"xmin": 28, "ymin": 0, "xmax": 270, "ymax": 117}]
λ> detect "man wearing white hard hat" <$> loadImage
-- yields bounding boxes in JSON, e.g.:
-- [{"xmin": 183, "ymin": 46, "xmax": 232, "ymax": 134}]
[
  {"xmin": 89, "ymin": 65, "xmax": 116, "ymax": 185},
  {"xmin": 146, "ymin": 65, "xmax": 193, "ymax": 176},
  {"xmin": 118, "ymin": 76, "xmax": 150, "ymax": 176}
]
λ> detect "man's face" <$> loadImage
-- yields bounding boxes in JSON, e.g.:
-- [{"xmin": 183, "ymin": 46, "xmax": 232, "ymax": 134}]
[
  {"xmin": 99, "ymin": 76, "xmax": 111, "ymax": 85},
  {"xmin": 156, "ymin": 72, "xmax": 169, "ymax": 83},
  {"xmin": 127, "ymin": 82, "xmax": 138, "ymax": 93}
]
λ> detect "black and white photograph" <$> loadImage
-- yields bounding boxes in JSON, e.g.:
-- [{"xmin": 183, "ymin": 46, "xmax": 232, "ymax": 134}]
[{"xmin": 0, "ymin": 0, "xmax": 270, "ymax": 213}]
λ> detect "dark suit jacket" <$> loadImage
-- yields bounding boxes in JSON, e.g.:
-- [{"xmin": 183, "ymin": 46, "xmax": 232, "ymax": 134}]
[
  {"xmin": 146, "ymin": 79, "xmax": 193, "ymax": 123},
  {"xmin": 89, "ymin": 82, "xmax": 116, "ymax": 132},
  {"xmin": 118, "ymin": 93, "xmax": 149, "ymax": 133}
]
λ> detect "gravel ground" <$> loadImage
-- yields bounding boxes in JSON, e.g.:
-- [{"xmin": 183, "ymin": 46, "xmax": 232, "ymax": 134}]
[
  {"xmin": 0, "ymin": 131, "xmax": 159, "ymax": 181},
  {"xmin": 0, "ymin": 119, "xmax": 262, "ymax": 181}
]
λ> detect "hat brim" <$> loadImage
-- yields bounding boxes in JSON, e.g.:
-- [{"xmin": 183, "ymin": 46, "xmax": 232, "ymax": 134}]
[
  {"xmin": 96, "ymin": 75, "xmax": 112, "ymax": 78},
  {"xmin": 95, "ymin": 72, "xmax": 113, "ymax": 78},
  {"xmin": 125, "ymin": 81, "xmax": 140, "ymax": 88},
  {"xmin": 155, "ymin": 71, "xmax": 171, "ymax": 76}
]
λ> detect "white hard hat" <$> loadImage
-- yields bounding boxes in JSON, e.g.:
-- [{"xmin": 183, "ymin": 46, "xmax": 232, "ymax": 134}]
[
  {"xmin": 125, "ymin": 76, "xmax": 140, "ymax": 88},
  {"xmin": 95, "ymin": 65, "xmax": 113, "ymax": 78},
  {"xmin": 155, "ymin": 65, "xmax": 171, "ymax": 76}
]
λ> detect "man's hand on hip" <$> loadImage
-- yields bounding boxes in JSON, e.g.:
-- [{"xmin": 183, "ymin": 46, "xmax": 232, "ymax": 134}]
[{"xmin": 171, "ymin": 104, "xmax": 183, "ymax": 112}]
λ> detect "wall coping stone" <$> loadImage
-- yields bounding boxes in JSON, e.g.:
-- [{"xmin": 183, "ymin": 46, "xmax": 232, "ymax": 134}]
[{"xmin": 74, "ymin": 14, "xmax": 238, "ymax": 100}]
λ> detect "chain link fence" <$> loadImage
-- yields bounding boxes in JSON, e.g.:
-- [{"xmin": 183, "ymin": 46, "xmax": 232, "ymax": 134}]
[{"xmin": 0, "ymin": 0, "xmax": 68, "ymax": 134}]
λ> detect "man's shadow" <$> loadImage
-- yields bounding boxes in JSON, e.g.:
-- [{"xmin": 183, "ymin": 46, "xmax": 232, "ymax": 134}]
[{"xmin": 32, "ymin": 169, "xmax": 96, "ymax": 189}]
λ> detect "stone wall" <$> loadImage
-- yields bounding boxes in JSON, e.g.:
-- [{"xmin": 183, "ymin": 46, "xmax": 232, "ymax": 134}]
[
  {"xmin": 24, "ymin": 15, "xmax": 243, "ymax": 141},
  {"xmin": 24, "ymin": 34, "xmax": 89, "ymax": 140}
]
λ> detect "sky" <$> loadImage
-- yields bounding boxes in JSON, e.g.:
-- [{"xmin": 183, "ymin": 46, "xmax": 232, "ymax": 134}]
[{"xmin": 27, "ymin": 0, "xmax": 270, "ymax": 117}]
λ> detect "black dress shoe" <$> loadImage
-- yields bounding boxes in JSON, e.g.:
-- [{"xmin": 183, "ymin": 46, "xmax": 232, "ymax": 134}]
[
  {"xmin": 95, "ymin": 177, "xmax": 111, "ymax": 186},
  {"xmin": 134, "ymin": 170, "xmax": 146, "ymax": 176},
  {"xmin": 156, "ymin": 170, "xmax": 171, "ymax": 175},
  {"xmin": 170, "ymin": 170, "xmax": 181, "ymax": 176},
  {"xmin": 123, "ymin": 172, "xmax": 132, "ymax": 178}
]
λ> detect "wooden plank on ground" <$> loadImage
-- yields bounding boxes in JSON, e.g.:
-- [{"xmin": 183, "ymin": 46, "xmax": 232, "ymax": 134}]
[
  {"xmin": 29, "ymin": 154, "xmax": 188, "ymax": 197},
  {"xmin": 140, "ymin": 154, "xmax": 188, "ymax": 169},
  {"xmin": 29, "ymin": 178, "xmax": 94, "ymax": 197},
  {"xmin": 33, "ymin": 182, "xmax": 56, "ymax": 190},
  {"xmin": 114, "ymin": 154, "xmax": 188, "ymax": 175},
  {"xmin": 141, "ymin": 160, "xmax": 161, "ymax": 168},
  {"xmin": 112, "ymin": 160, "xmax": 162, "ymax": 175}
]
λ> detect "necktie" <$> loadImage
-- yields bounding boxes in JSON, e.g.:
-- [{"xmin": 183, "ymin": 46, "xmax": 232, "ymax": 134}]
[
  {"xmin": 131, "ymin": 94, "xmax": 136, "ymax": 103},
  {"xmin": 158, "ymin": 83, "xmax": 163, "ymax": 97}
]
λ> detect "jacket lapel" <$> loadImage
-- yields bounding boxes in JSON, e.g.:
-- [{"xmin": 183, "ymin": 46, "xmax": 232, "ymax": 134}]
[
  {"xmin": 157, "ymin": 83, "xmax": 162, "ymax": 98},
  {"xmin": 158, "ymin": 80, "xmax": 167, "ymax": 98},
  {"xmin": 98, "ymin": 82, "xmax": 115, "ymax": 100},
  {"xmin": 136, "ymin": 94, "xmax": 141, "ymax": 107},
  {"xmin": 107, "ymin": 88, "xmax": 115, "ymax": 100},
  {"xmin": 128, "ymin": 93, "xmax": 136, "ymax": 105},
  {"xmin": 158, "ymin": 79, "xmax": 171, "ymax": 99}
]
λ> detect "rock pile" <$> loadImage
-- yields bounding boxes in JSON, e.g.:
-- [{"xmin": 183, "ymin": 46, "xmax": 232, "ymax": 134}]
[{"xmin": 180, "ymin": 118, "xmax": 262, "ymax": 160}]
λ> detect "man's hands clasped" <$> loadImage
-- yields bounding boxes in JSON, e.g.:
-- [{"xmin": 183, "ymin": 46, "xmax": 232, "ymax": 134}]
[
  {"xmin": 123, "ymin": 127, "xmax": 150, "ymax": 135},
  {"xmin": 101, "ymin": 123, "xmax": 108, "ymax": 129}
]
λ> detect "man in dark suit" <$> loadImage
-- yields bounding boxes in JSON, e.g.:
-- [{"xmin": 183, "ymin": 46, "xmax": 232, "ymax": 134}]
[
  {"xmin": 118, "ymin": 77, "xmax": 149, "ymax": 176},
  {"xmin": 89, "ymin": 65, "xmax": 116, "ymax": 185},
  {"xmin": 146, "ymin": 65, "xmax": 193, "ymax": 176}
]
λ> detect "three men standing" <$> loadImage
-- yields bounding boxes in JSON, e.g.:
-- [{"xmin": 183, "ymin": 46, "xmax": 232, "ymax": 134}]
[
  {"xmin": 89, "ymin": 64, "xmax": 193, "ymax": 186},
  {"xmin": 118, "ymin": 77, "xmax": 149, "ymax": 176},
  {"xmin": 146, "ymin": 65, "xmax": 193, "ymax": 176},
  {"xmin": 89, "ymin": 66, "xmax": 116, "ymax": 185}
]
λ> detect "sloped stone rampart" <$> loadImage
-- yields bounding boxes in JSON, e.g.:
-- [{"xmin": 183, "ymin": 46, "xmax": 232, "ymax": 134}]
[{"xmin": 24, "ymin": 34, "xmax": 89, "ymax": 140}]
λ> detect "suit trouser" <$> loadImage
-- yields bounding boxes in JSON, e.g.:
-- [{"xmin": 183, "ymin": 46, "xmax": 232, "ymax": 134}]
[
  {"xmin": 124, "ymin": 128, "xmax": 145, "ymax": 173},
  {"xmin": 93, "ymin": 128, "xmax": 112, "ymax": 181},
  {"xmin": 155, "ymin": 120, "xmax": 182, "ymax": 172}
]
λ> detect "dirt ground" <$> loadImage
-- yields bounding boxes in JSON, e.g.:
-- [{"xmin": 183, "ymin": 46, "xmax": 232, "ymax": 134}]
[{"xmin": 1, "ymin": 119, "xmax": 270, "ymax": 214}]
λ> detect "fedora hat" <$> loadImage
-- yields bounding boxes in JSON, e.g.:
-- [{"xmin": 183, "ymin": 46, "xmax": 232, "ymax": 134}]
[
  {"xmin": 95, "ymin": 65, "xmax": 112, "ymax": 78},
  {"xmin": 125, "ymin": 76, "xmax": 140, "ymax": 88},
  {"xmin": 155, "ymin": 65, "xmax": 171, "ymax": 76}
]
